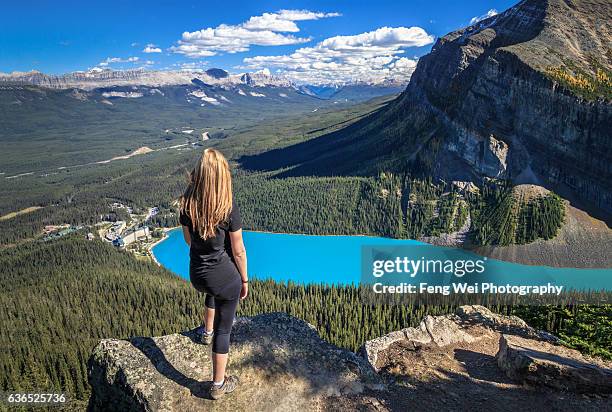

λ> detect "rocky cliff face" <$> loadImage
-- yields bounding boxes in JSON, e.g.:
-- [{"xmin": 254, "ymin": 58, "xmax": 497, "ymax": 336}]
[
  {"xmin": 88, "ymin": 307, "xmax": 611, "ymax": 411},
  {"xmin": 405, "ymin": 0, "xmax": 611, "ymax": 216}
]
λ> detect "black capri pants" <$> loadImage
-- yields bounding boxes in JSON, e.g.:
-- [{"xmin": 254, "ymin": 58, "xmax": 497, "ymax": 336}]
[
  {"xmin": 204, "ymin": 294, "xmax": 239, "ymax": 354},
  {"xmin": 191, "ymin": 256, "xmax": 241, "ymax": 354}
]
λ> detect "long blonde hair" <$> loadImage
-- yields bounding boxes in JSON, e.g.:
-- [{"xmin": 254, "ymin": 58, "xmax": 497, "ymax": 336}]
[{"xmin": 180, "ymin": 148, "xmax": 233, "ymax": 239}]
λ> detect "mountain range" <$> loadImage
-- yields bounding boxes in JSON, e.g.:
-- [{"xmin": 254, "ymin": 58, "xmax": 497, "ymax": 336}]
[
  {"xmin": 0, "ymin": 67, "xmax": 404, "ymax": 100},
  {"xmin": 241, "ymin": 0, "xmax": 611, "ymax": 222}
]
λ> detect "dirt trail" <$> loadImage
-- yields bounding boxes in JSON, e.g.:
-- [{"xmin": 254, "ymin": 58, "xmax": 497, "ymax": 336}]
[
  {"xmin": 95, "ymin": 146, "xmax": 154, "ymax": 164},
  {"xmin": 0, "ymin": 206, "xmax": 43, "ymax": 221}
]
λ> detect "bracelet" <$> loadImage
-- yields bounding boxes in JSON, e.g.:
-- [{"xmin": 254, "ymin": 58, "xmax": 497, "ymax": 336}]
[{"xmin": 242, "ymin": 280, "xmax": 249, "ymax": 284}]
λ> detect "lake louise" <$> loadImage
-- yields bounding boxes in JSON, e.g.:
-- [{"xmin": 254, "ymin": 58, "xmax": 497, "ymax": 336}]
[
  {"xmin": 152, "ymin": 228, "xmax": 421, "ymax": 284},
  {"xmin": 152, "ymin": 228, "xmax": 612, "ymax": 290}
]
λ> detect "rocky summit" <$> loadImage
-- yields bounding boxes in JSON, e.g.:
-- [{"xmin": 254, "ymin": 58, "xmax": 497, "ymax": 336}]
[{"xmin": 88, "ymin": 306, "xmax": 611, "ymax": 411}]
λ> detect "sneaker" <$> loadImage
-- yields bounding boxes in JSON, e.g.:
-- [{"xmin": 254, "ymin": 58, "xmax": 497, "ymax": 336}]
[
  {"xmin": 201, "ymin": 329, "xmax": 213, "ymax": 345},
  {"xmin": 210, "ymin": 375, "xmax": 239, "ymax": 400}
]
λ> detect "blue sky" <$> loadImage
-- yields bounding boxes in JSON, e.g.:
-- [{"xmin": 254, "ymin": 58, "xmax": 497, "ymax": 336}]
[{"xmin": 0, "ymin": 0, "xmax": 517, "ymax": 82}]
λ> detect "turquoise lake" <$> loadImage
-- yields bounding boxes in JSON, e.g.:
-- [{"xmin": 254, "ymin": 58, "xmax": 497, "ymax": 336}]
[
  {"xmin": 152, "ymin": 228, "xmax": 612, "ymax": 291},
  {"xmin": 152, "ymin": 228, "xmax": 420, "ymax": 284}
]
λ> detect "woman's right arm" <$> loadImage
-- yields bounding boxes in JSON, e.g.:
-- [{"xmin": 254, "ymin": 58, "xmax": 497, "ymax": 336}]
[{"xmin": 229, "ymin": 229, "xmax": 248, "ymax": 299}]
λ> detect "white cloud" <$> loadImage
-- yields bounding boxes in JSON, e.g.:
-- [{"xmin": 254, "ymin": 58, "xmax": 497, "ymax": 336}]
[
  {"xmin": 143, "ymin": 44, "xmax": 162, "ymax": 53},
  {"xmin": 241, "ymin": 26, "xmax": 433, "ymax": 85},
  {"xmin": 98, "ymin": 56, "xmax": 140, "ymax": 66},
  {"xmin": 242, "ymin": 10, "xmax": 340, "ymax": 32},
  {"xmin": 174, "ymin": 61, "xmax": 209, "ymax": 72},
  {"xmin": 469, "ymin": 9, "xmax": 498, "ymax": 25},
  {"xmin": 170, "ymin": 9, "xmax": 339, "ymax": 58}
]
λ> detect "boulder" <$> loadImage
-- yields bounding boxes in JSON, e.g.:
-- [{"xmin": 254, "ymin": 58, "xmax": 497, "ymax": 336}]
[
  {"xmin": 360, "ymin": 309, "xmax": 479, "ymax": 371},
  {"xmin": 496, "ymin": 334, "xmax": 612, "ymax": 394},
  {"xmin": 88, "ymin": 313, "xmax": 380, "ymax": 411},
  {"xmin": 360, "ymin": 305, "xmax": 565, "ymax": 372},
  {"xmin": 423, "ymin": 314, "xmax": 476, "ymax": 346},
  {"xmin": 359, "ymin": 330, "xmax": 410, "ymax": 371},
  {"xmin": 456, "ymin": 305, "xmax": 559, "ymax": 343}
]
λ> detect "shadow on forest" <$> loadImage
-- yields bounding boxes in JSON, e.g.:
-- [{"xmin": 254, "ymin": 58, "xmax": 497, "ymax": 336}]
[{"xmin": 237, "ymin": 104, "xmax": 390, "ymax": 178}]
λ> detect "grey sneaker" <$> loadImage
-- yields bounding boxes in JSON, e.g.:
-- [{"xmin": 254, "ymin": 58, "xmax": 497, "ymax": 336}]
[
  {"xmin": 201, "ymin": 329, "xmax": 213, "ymax": 345},
  {"xmin": 210, "ymin": 375, "xmax": 239, "ymax": 400}
]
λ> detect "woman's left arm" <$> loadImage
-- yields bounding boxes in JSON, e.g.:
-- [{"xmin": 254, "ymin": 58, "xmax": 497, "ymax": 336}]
[
  {"xmin": 229, "ymin": 229, "xmax": 248, "ymax": 299},
  {"xmin": 182, "ymin": 225, "xmax": 191, "ymax": 247}
]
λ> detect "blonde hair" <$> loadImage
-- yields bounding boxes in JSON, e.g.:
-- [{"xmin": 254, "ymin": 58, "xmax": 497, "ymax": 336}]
[{"xmin": 180, "ymin": 148, "xmax": 233, "ymax": 239}]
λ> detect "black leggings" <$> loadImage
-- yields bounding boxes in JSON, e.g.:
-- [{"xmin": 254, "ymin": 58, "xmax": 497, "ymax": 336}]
[
  {"xmin": 204, "ymin": 294, "xmax": 239, "ymax": 354},
  {"xmin": 190, "ymin": 255, "xmax": 242, "ymax": 355}
]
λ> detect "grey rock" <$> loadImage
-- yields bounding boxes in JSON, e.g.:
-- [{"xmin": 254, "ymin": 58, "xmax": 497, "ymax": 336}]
[
  {"xmin": 360, "ymin": 305, "xmax": 564, "ymax": 372},
  {"xmin": 423, "ymin": 314, "xmax": 476, "ymax": 346},
  {"xmin": 456, "ymin": 304, "xmax": 560, "ymax": 343},
  {"xmin": 411, "ymin": 0, "xmax": 612, "ymax": 214},
  {"xmin": 496, "ymin": 334, "xmax": 612, "ymax": 394},
  {"xmin": 359, "ymin": 330, "xmax": 409, "ymax": 370},
  {"xmin": 88, "ymin": 313, "xmax": 380, "ymax": 411},
  {"xmin": 360, "ymin": 307, "xmax": 482, "ymax": 371}
]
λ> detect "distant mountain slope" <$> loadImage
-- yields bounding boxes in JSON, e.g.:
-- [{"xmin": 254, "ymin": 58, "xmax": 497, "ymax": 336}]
[
  {"xmin": 205, "ymin": 68, "xmax": 229, "ymax": 79},
  {"xmin": 242, "ymin": 0, "xmax": 611, "ymax": 220},
  {"xmin": 0, "ymin": 83, "xmax": 324, "ymax": 139},
  {"xmin": 297, "ymin": 84, "xmax": 404, "ymax": 101},
  {"xmin": 0, "ymin": 69, "xmax": 402, "ymax": 148}
]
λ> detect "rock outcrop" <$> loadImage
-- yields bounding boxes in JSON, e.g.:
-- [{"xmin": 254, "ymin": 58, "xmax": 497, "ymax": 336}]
[
  {"xmin": 88, "ymin": 306, "xmax": 611, "ymax": 411},
  {"xmin": 497, "ymin": 334, "xmax": 612, "ymax": 394},
  {"xmin": 354, "ymin": 305, "xmax": 611, "ymax": 411},
  {"xmin": 403, "ymin": 0, "xmax": 612, "ymax": 216},
  {"xmin": 360, "ymin": 305, "xmax": 557, "ymax": 371},
  {"xmin": 87, "ymin": 313, "xmax": 380, "ymax": 411}
]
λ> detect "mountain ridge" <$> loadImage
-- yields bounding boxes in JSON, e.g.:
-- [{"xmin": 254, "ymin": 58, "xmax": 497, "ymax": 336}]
[
  {"xmin": 0, "ymin": 67, "xmax": 292, "ymax": 90},
  {"xmin": 0, "ymin": 67, "xmax": 407, "ymax": 95},
  {"xmin": 240, "ymin": 0, "xmax": 612, "ymax": 221}
]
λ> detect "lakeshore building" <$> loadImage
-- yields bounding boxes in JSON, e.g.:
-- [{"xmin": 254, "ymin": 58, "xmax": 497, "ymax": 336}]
[{"xmin": 121, "ymin": 226, "xmax": 150, "ymax": 245}]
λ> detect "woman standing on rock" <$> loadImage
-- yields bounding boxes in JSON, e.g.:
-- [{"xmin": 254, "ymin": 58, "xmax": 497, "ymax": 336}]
[{"xmin": 180, "ymin": 148, "xmax": 248, "ymax": 400}]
